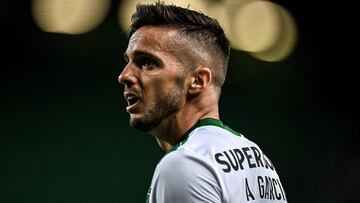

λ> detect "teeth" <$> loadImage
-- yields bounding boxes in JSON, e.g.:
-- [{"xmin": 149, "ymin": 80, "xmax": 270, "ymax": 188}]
[{"xmin": 126, "ymin": 95, "xmax": 136, "ymax": 100}]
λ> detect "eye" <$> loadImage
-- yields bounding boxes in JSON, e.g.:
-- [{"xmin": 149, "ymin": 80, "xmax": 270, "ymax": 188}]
[
  {"xmin": 143, "ymin": 58, "xmax": 155, "ymax": 67},
  {"xmin": 138, "ymin": 57, "xmax": 158, "ymax": 70}
]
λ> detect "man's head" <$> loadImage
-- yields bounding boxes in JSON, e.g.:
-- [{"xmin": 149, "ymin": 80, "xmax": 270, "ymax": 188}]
[
  {"xmin": 129, "ymin": 1, "xmax": 230, "ymax": 88},
  {"xmin": 119, "ymin": 1, "xmax": 230, "ymax": 132}
]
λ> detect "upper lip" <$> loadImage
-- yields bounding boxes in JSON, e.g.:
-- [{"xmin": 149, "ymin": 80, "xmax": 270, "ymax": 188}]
[
  {"xmin": 124, "ymin": 92, "xmax": 138, "ymax": 100},
  {"xmin": 124, "ymin": 91, "xmax": 140, "ymax": 106}
]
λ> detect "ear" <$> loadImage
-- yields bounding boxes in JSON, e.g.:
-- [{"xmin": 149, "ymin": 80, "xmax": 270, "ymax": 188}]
[{"xmin": 188, "ymin": 66, "xmax": 212, "ymax": 95}]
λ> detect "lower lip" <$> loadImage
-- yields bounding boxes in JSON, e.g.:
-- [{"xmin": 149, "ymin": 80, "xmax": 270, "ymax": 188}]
[{"xmin": 126, "ymin": 100, "xmax": 140, "ymax": 113}]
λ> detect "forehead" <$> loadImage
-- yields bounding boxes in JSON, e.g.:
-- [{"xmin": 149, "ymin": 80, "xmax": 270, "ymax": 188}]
[{"xmin": 127, "ymin": 26, "xmax": 179, "ymax": 54}]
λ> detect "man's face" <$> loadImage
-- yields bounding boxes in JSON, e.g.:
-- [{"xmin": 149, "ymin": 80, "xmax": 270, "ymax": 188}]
[{"xmin": 119, "ymin": 26, "xmax": 187, "ymax": 132}]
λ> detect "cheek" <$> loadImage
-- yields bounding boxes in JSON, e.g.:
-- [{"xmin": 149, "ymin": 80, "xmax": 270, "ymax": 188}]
[
  {"xmin": 142, "ymin": 78, "xmax": 171, "ymax": 101},
  {"xmin": 145, "ymin": 78, "xmax": 183, "ymax": 102},
  {"xmin": 139, "ymin": 68, "xmax": 186, "ymax": 102}
]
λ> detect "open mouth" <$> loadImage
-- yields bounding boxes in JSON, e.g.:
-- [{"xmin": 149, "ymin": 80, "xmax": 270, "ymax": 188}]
[
  {"xmin": 127, "ymin": 96, "xmax": 139, "ymax": 106},
  {"xmin": 125, "ymin": 93, "xmax": 140, "ymax": 112}
]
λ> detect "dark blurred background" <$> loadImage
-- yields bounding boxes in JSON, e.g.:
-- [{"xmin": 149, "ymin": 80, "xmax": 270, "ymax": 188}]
[{"xmin": 0, "ymin": 0, "xmax": 358, "ymax": 202}]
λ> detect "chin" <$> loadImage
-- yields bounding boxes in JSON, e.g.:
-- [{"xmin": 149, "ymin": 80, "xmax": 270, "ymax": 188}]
[
  {"xmin": 129, "ymin": 114, "xmax": 160, "ymax": 133},
  {"xmin": 129, "ymin": 114, "xmax": 142, "ymax": 127}
]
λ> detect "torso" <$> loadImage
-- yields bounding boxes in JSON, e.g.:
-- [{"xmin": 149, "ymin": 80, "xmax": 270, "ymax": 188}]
[{"xmin": 147, "ymin": 119, "xmax": 287, "ymax": 203}]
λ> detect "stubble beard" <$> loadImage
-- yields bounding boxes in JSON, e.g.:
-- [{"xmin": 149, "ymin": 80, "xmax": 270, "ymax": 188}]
[{"xmin": 129, "ymin": 84, "xmax": 183, "ymax": 132}]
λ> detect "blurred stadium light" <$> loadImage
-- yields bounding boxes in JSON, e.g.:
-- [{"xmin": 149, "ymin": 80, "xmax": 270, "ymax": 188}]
[
  {"xmin": 118, "ymin": 0, "xmax": 298, "ymax": 62},
  {"xmin": 31, "ymin": 0, "xmax": 110, "ymax": 34},
  {"xmin": 231, "ymin": 1, "xmax": 282, "ymax": 53},
  {"xmin": 30, "ymin": 0, "xmax": 297, "ymax": 61},
  {"xmin": 118, "ymin": 0, "xmax": 155, "ymax": 30},
  {"xmin": 249, "ymin": 4, "xmax": 297, "ymax": 61}
]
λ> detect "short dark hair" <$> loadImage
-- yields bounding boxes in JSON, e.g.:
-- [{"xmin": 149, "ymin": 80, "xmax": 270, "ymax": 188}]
[{"xmin": 128, "ymin": 1, "xmax": 230, "ymax": 88}]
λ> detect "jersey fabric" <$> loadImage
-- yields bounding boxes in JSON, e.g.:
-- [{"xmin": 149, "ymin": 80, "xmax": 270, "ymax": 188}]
[{"xmin": 146, "ymin": 118, "xmax": 287, "ymax": 203}]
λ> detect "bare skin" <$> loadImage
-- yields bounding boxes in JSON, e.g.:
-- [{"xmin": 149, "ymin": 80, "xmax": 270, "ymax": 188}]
[{"xmin": 119, "ymin": 26, "xmax": 220, "ymax": 151}]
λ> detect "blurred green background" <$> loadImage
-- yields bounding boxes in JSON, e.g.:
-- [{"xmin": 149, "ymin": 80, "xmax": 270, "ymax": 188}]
[{"xmin": 1, "ymin": 0, "xmax": 358, "ymax": 202}]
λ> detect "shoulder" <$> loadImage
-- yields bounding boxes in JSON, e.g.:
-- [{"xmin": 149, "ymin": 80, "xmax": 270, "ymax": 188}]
[
  {"xmin": 156, "ymin": 148, "xmax": 213, "ymax": 177},
  {"xmin": 150, "ymin": 148, "xmax": 222, "ymax": 202},
  {"xmin": 157, "ymin": 125, "xmax": 237, "ymax": 172},
  {"xmin": 177, "ymin": 125, "xmax": 255, "ymax": 156},
  {"xmin": 182, "ymin": 125, "xmax": 238, "ymax": 148}
]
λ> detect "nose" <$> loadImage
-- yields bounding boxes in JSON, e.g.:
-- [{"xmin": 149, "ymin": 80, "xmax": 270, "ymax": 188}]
[{"xmin": 118, "ymin": 63, "xmax": 136, "ymax": 87}]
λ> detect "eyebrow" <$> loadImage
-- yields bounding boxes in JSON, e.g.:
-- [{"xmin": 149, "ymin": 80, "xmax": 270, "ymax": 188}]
[
  {"xmin": 124, "ymin": 50, "xmax": 160, "ymax": 60},
  {"xmin": 124, "ymin": 50, "xmax": 161, "ymax": 62}
]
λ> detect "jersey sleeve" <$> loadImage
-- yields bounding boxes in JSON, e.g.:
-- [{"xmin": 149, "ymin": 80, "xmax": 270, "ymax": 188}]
[{"xmin": 149, "ymin": 148, "xmax": 222, "ymax": 203}]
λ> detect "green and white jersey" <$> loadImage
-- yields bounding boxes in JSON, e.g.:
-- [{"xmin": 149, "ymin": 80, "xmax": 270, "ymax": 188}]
[{"xmin": 146, "ymin": 118, "xmax": 287, "ymax": 203}]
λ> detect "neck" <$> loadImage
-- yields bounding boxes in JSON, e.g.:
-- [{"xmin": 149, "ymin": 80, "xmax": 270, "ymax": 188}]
[{"xmin": 149, "ymin": 102, "xmax": 219, "ymax": 151}]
